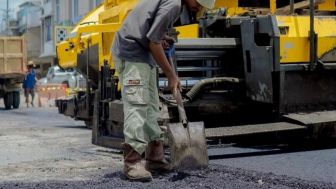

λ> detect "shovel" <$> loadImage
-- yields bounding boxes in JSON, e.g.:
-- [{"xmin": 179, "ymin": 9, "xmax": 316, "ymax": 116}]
[{"xmin": 164, "ymin": 46, "xmax": 209, "ymax": 170}]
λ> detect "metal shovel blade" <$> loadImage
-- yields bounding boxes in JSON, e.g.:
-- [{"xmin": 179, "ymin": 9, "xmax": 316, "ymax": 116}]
[
  {"xmin": 168, "ymin": 121, "xmax": 209, "ymax": 170},
  {"xmin": 164, "ymin": 45, "xmax": 208, "ymax": 170}
]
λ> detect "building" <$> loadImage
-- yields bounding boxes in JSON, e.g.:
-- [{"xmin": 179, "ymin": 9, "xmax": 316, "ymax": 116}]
[
  {"xmin": 14, "ymin": 1, "xmax": 42, "ymax": 77},
  {"xmin": 39, "ymin": 0, "xmax": 103, "ymax": 77},
  {"xmin": 39, "ymin": 0, "xmax": 56, "ymax": 76},
  {"xmin": 17, "ymin": 1, "xmax": 42, "ymax": 34}
]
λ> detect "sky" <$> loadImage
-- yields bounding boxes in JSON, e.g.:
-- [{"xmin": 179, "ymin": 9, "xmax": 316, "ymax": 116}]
[{"xmin": 0, "ymin": 0, "xmax": 26, "ymax": 19}]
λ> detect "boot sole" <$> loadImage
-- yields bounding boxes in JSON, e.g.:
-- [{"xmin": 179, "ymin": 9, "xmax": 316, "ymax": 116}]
[
  {"xmin": 125, "ymin": 175, "xmax": 153, "ymax": 182},
  {"xmin": 146, "ymin": 168, "xmax": 171, "ymax": 174},
  {"xmin": 146, "ymin": 164, "xmax": 171, "ymax": 173}
]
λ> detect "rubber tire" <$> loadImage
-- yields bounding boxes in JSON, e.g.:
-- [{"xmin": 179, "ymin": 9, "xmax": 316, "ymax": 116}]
[
  {"xmin": 12, "ymin": 91, "xmax": 20, "ymax": 109},
  {"xmin": 85, "ymin": 120, "xmax": 92, "ymax": 129},
  {"xmin": 4, "ymin": 92, "xmax": 13, "ymax": 110}
]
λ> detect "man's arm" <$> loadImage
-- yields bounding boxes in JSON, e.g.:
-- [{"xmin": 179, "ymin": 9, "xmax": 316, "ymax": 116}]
[
  {"xmin": 149, "ymin": 42, "xmax": 181, "ymax": 94},
  {"xmin": 145, "ymin": 2, "xmax": 181, "ymax": 94}
]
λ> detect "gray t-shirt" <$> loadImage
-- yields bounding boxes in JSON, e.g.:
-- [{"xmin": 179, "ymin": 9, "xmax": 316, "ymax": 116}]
[{"xmin": 112, "ymin": 0, "xmax": 181, "ymax": 65}]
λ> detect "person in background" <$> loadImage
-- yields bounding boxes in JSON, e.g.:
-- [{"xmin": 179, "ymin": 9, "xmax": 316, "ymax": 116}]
[{"xmin": 23, "ymin": 61, "xmax": 37, "ymax": 107}]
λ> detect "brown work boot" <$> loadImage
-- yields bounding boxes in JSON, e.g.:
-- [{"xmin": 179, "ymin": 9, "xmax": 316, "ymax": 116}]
[
  {"xmin": 145, "ymin": 140, "xmax": 171, "ymax": 172},
  {"xmin": 123, "ymin": 144, "xmax": 152, "ymax": 182}
]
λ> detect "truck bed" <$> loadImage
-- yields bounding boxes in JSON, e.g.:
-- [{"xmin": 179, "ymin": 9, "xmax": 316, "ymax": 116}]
[{"xmin": 0, "ymin": 37, "xmax": 27, "ymax": 75}]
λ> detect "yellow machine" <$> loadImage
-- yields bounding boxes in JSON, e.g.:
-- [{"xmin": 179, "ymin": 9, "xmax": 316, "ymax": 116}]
[
  {"xmin": 58, "ymin": 0, "xmax": 336, "ymax": 71},
  {"xmin": 57, "ymin": 0, "xmax": 199, "ymax": 71},
  {"xmin": 56, "ymin": 0, "xmax": 336, "ymax": 150}
]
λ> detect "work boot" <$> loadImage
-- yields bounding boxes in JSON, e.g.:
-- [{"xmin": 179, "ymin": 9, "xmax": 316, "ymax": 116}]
[
  {"xmin": 145, "ymin": 140, "xmax": 171, "ymax": 172},
  {"xmin": 123, "ymin": 144, "xmax": 152, "ymax": 182}
]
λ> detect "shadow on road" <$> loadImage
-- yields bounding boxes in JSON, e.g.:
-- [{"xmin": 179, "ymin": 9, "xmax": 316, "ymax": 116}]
[
  {"xmin": 209, "ymin": 139, "xmax": 336, "ymax": 160},
  {"xmin": 54, "ymin": 125, "xmax": 89, "ymax": 130}
]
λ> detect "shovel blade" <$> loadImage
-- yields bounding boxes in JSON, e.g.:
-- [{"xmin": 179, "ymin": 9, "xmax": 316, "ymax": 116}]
[{"xmin": 168, "ymin": 121, "xmax": 208, "ymax": 170}]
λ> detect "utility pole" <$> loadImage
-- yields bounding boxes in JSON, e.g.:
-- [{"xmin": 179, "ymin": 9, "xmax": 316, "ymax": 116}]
[{"xmin": 6, "ymin": 0, "xmax": 9, "ymax": 36}]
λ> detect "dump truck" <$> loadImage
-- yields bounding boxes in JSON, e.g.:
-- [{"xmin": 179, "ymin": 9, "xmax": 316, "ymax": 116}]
[
  {"xmin": 0, "ymin": 36, "xmax": 26, "ymax": 109},
  {"xmin": 56, "ymin": 0, "xmax": 336, "ymax": 151}
]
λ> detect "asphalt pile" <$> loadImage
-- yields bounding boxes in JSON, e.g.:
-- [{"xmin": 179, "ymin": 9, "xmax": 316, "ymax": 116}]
[{"xmin": 1, "ymin": 164, "xmax": 334, "ymax": 189}]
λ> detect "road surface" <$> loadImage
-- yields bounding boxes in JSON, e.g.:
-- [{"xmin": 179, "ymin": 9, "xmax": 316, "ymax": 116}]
[{"xmin": 0, "ymin": 104, "xmax": 335, "ymax": 188}]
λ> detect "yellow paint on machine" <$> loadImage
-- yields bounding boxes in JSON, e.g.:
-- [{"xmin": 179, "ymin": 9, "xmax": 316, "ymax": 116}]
[
  {"xmin": 318, "ymin": 0, "xmax": 336, "ymax": 11},
  {"xmin": 57, "ymin": 0, "xmax": 136, "ymax": 70},
  {"xmin": 176, "ymin": 24, "xmax": 199, "ymax": 39},
  {"xmin": 277, "ymin": 15, "xmax": 336, "ymax": 63},
  {"xmin": 57, "ymin": 32, "xmax": 101, "ymax": 69}
]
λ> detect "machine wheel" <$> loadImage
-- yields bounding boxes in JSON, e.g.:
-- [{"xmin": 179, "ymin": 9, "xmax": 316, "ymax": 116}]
[
  {"xmin": 12, "ymin": 91, "xmax": 20, "ymax": 109},
  {"xmin": 85, "ymin": 120, "xmax": 92, "ymax": 129},
  {"xmin": 3, "ymin": 92, "xmax": 13, "ymax": 110},
  {"xmin": 56, "ymin": 100, "xmax": 62, "ymax": 113}
]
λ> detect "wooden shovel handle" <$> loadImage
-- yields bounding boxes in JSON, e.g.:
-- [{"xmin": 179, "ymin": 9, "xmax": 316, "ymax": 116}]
[
  {"xmin": 174, "ymin": 89, "xmax": 188, "ymax": 127},
  {"xmin": 166, "ymin": 45, "xmax": 188, "ymax": 127}
]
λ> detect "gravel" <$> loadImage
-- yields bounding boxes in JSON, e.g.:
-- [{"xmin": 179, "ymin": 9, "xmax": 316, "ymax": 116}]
[{"xmin": 1, "ymin": 164, "xmax": 335, "ymax": 189}]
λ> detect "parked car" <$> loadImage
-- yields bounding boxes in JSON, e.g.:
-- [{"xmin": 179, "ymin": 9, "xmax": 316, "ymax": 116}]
[
  {"xmin": 37, "ymin": 77, "xmax": 47, "ymax": 85},
  {"xmin": 38, "ymin": 66, "xmax": 86, "ymax": 90}
]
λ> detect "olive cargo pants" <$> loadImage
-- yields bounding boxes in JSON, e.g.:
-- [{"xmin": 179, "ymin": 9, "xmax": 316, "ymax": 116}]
[{"xmin": 114, "ymin": 56, "xmax": 164, "ymax": 154}]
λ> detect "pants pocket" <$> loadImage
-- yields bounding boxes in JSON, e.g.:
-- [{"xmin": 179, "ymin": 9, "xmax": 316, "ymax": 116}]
[{"xmin": 124, "ymin": 78, "xmax": 148, "ymax": 105}]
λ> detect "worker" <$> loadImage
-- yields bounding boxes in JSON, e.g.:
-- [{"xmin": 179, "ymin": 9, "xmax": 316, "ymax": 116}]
[
  {"xmin": 23, "ymin": 61, "xmax": 37, "ymax": 107},
  {"xmin": 111, "ymin": 0, "xmax": 215, "ymax": 182}
]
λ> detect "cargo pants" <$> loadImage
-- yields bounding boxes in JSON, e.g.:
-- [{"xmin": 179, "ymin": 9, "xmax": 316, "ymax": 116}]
[{"xmin": 114, "ymin": 56, "xmax": 164, "ymax": 154}]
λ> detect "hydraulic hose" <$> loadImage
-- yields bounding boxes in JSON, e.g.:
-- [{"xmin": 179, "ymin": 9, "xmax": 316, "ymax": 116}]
[
  {"xmin": 159, "ymin": 77, "xmax": 242, "ymax": 105},
  {"xmin": 186, "ymin": 77, "xmax": 242, "ymax": 101}
]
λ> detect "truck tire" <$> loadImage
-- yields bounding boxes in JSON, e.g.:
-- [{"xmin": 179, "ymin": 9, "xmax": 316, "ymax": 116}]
[
  {"xmin": 85, "ymin": 121, "xmax": 92, "ymax": 129},
  {"xmin": 4, "ymin": 92, "xmax": 13, "ymax": 110},
  {"xmin": 12, "ymin": 91, "xmax": 20, "ymax": 109}
]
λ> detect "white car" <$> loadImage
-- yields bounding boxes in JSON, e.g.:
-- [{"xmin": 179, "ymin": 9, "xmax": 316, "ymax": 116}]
[{"xmin": 39, "ymin": 66, "xmax": 86, "ymax": 89}]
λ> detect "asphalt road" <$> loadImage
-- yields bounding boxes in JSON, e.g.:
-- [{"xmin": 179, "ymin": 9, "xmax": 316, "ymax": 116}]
[{"xmin": 0, "ymin": 102, "xmax": 335, "ymax": 188}]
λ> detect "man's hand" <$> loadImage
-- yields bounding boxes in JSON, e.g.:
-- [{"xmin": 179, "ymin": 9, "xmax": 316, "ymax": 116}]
[
  {"xmin": 161, "ymin": 40, "xmax": 170, "ymax": 49},
  {"xmin": 149, "ymin": 41, "xmax": 181, "ymax": 95},
  {"xmin": 168, "ymin": 74, "xmax": 182, "ymax": 97},
  {"xmin": 161, "ymin": 35, "xmax": 176, "ymax": 49}
]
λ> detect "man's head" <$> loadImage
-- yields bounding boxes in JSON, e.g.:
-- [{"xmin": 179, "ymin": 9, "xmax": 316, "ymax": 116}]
[
  {"xmin": 27, "ymin": 61, "xmax": 34, "ymax": 71},
  {"xmin": 184, "ymin": 0, "xmax": 215, "ymax": 12}
]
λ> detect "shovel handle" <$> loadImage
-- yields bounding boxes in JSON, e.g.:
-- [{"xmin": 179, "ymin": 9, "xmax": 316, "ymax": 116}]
[
  {"xmin": 174, "ymin": 90, "xmax": 188, "ymax": 127},
  {"xmin": 165, "ymin": 45, "xmax": 188, "ymax": 127}
]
